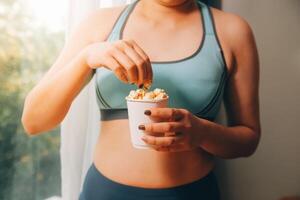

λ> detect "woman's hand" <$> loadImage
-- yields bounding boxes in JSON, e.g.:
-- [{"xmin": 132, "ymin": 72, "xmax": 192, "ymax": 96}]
[
  {"xmin": 82, "ymin": 39, "xmax": 153, "ymax": 88},
  {"xmin": 138, "ymin": 108, "xmax": 202, "ymax": 152}
]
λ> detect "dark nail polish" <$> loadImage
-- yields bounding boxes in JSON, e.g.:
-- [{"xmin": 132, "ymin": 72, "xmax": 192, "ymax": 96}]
[
  {"xmin": 174, "ymin": 115, "xmax": 182, "ymax": 121},
  {"xmin": 144, "ymin": 110, "xmax": 151, "ymax": 116},
  {"xmin": 138, "ymin": 125, "xmax": 145, "ymax": 130},
  {"xmin": 138, "ymin": 84, "xmax": 144, "ymax": 88}
]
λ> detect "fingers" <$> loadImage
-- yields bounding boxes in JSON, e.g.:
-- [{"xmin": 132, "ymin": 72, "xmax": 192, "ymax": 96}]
[
  {"xmin": 141, "ymin": 134, "xmax": 184, "ymax": 147},
  {"xmin": 117, "ymin": 40, "xmax": 146, "ymax": 86},
  {"xmin": 113, "ymin": 67, "xmax": 129, "ymax": 84},
  {"xmin": 140, "ymin": 121, "xmax": 184, "ymax": 134},
  {"xmin": 144, "ymin": 108, "xmax": 184, "ymax": 122},
  {"xmin": 123, "ymin": 40, "xmax": 150, "ymax": 87},
  {"xmin": 110, "ymin": 39, "xmax": 151, "ymax": 87},
  {"xmin": 129, "ymin": 40, "xmax": 153, "ymax": 86},
  {"xmin": 152, "ymin": 144, "xmax": 185, "ymax": 152},
  {"xmin": 101, "ymin": 55, "xmax": 128, "ymax": 84},
  {"xmin": 108, "ymin": 42, "xmax": 138, "ymax": 84}
]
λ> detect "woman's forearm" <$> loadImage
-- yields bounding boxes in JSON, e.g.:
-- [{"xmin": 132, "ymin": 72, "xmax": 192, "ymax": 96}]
[
  {"xmin": 193, "ymin": 117, "xmax": 261, "ymax": 159},
  {"xmin": 22, "ymin": 50, "xmax": 93, "ymax": 135}
]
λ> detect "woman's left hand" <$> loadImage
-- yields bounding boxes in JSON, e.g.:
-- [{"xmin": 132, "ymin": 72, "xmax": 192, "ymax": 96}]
[{"xmin": 138, "ymin": 107, "xmax": 202, "ymax": 152}]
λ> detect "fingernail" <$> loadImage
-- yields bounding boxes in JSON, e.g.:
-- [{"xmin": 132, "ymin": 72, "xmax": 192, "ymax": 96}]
[
  {"xmin": 138, "ymin": 125, "xmax": 145, "ymax": 130},
  {"xmin": 144, "ymin": 110, "xmax": 151, "ymax": 116},
  {"xmin": 174, "ymin": 115, "xmax": 182, "ymax": 121},
  {"xmin": 138, "ymin": 84, "xmax": 144, "ymax": 88}
]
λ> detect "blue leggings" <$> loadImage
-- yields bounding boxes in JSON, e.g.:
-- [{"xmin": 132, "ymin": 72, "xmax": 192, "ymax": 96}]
[{"xmin": 79, "ymin": 163, "xmax": 220, "ymax": 200}]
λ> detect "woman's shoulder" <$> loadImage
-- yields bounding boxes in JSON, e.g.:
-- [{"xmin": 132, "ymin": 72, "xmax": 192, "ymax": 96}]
[
  {"xmin": 209, "ymin": 7, "xmax": 257, "ymax": 73},
  {"xmin": 78, "ymin": 5, "xmax": 128, "ymax": 42},
  {"xmin": 210, "ymin": 7, "xmax": 255, "ymax": 51}
]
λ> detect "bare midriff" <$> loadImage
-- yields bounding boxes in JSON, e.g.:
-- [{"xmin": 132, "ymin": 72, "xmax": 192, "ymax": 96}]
[{"xmin": 93, "ymin": 118, "xmax": 215, "ymax": 189}]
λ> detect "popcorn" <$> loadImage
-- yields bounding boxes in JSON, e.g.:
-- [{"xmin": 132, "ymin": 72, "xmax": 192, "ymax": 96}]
[
  {"xmin": 144, "ymin": 91, "xmax": 156, "ymax": 100},
  {"xmin": 126, "ymin": 88, "xmax": 168, "ymax": 101},
  {"xmin": 127, "ymin": 89, "xmax": 145, "ymax": 100}
]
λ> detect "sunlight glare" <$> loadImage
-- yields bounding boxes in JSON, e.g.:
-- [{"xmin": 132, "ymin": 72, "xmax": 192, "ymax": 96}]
[{"xmin": 27, "ymin": 0, "xmax": 67, "ymax": 31}]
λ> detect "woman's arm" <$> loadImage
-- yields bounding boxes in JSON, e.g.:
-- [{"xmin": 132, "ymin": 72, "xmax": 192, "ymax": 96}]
[
  {"xmin": 21, "ymin": 7, "xmax": 125, "ymax": 136},
  {"xmin": 194, "ymin": 13, "xmax": 261, "ymax": 159}
]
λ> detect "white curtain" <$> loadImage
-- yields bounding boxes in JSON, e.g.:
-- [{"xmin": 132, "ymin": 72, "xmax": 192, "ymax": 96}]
[
  {"xmin": 60, "ymin": 0, "xmax": 133, "ymax": 200},
  {"xmin": 60, "ymin": 0, "xmax": 227, "ymax": 200}
]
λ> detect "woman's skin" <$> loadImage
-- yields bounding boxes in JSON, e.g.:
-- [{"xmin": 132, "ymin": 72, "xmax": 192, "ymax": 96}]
[{"xmin": 22, "ymin": 0, "xmax": 260, "ymax": 188}]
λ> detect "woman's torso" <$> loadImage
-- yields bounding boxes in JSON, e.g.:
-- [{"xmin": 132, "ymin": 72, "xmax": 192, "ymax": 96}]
[{"xmin": 93, "ymin": 0, "xmax": 233, "ymax": 188}]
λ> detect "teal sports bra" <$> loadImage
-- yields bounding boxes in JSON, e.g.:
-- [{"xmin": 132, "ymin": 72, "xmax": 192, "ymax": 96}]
[{"xmin": 95, "ymin": 0, "xmax": 228, "ymax": 121}]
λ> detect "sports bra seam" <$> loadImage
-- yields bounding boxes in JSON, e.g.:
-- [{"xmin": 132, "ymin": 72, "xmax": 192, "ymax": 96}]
[
  {"xmin": 195, "ymin": 76, "xmax": 225, "ymax": 117},
  {"xmin": 95, "ymin": 71, "xmax": 112, "ymax": 108},
  {"xmin": 95, "ymin": 84, "xmax": 104, "ymax": 107},
  {"xmin": 202, "ymin": 74, "xmax": 227, "ymax": 115},
  {"xmin": 194, "ymin": 68, "xmax": 227, "ymax": 116},
  {"xmin": 96, "ymin": 84, "xmax": 111, "ymax": 109}
]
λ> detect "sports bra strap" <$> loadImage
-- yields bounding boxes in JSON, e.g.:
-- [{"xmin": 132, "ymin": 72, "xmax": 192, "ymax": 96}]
[
  {"xmin": 197, "ymin": 1, "xmax": 215, "ymax": 36},
  {"xmin": 109, "ymin": 1, "xmax": 138, "ymax": 36}
]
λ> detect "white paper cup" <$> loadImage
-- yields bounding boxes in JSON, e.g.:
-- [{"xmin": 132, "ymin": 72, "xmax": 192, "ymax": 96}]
[{"xmin": 126, "ymin": 96, "xmax": 169, "ymax": 149}]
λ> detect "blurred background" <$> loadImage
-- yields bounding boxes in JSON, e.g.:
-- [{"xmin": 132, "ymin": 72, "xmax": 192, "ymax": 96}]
[
  {"xmin": 0, "ymin": 0, "xmax": 66, "ymax": 199},
  {"xmin": 215, "ymin": 1, "xmax": 300, "ymax": 200},
  {"xmin": 0, "ymin": 0, "xmax": 299, "ymax": 200}
]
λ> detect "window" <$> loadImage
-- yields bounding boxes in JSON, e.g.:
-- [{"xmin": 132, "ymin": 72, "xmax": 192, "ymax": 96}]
[{"xmin": 0, "ymin": 0, "xmax": 66, "ymax": 199}]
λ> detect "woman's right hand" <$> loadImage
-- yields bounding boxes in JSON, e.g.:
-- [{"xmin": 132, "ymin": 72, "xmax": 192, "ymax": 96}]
[{"xmin": 83, "ymin": 39, "xmax": 153, "ymax": 88}]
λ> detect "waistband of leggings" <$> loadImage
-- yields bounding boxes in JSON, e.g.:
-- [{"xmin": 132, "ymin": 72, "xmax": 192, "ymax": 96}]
[{"xmin": 90, "ymin": 162, "xmax": 216, "ymax": 197}]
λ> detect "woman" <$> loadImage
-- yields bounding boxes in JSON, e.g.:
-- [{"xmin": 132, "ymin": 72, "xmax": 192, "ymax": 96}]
[{"xmin": 21, "ymin": 0, "xmax": 261, "ymax": 199}]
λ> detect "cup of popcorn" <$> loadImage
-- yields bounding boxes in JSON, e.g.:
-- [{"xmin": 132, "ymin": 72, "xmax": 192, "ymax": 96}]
[{"xmin": 125, "ymin": 88, "xmax": 169, "ymax": 149}]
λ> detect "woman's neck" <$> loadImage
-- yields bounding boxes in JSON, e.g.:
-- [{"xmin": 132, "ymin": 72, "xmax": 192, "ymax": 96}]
[{"xmin": 137, "ymin": 0, "xmax": 198, "ymax": 23}]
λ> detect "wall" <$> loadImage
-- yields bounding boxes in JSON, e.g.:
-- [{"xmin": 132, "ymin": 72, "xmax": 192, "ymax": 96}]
[{"xmin": 214, "ymin": 1, "xmax": 300, "ymax": 199}]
